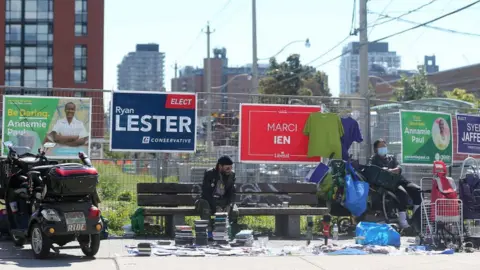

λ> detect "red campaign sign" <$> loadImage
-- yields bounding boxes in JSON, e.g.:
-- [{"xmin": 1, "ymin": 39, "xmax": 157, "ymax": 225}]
[
  {"xmin": 165, "ymin": 94, "xmax": 196, "ymax": 109},
  {"xmin": 239, "ymin": 104, "xmax": 322, "ymax": 163}
]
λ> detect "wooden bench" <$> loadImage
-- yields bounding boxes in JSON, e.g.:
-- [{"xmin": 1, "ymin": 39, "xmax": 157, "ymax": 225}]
[{"xmin": 137, "ymin": 182, "xmax": 328, "ymax": 238}]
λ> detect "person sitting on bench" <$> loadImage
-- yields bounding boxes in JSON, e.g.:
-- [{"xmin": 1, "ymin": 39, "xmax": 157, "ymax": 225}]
[{"xmin": 195, "ymin": 156, "xmax": 239, "ymax": 237}]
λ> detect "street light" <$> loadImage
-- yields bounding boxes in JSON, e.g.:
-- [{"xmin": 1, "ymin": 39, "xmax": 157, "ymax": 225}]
[
  {"xmin": 258, "ymin": 39, "xmax": 311, "ymax": 61},
  {"xmin": 211, "ymin": 73, "xmax": 252, "ymax": 90}
]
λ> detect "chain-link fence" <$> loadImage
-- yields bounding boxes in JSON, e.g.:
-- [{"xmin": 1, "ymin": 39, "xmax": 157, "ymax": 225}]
[
  {"xmin": 370, "ymin": 98, "xmax": 480, "ymax": 186},
  {"xmin": 0, "ymin": 87, "xmax": 477, "ymax": 229}
]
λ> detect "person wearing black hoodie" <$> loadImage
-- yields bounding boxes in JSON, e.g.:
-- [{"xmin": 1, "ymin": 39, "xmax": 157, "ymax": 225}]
[{"xmin": 195, "ymin": 156, "xmax": 239, "ymax": 236}]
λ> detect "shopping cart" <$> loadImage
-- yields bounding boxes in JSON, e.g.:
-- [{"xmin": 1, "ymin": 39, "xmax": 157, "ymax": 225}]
[
  {"xmin": 458, "ymin": 157, "xmax": 480, "ymax": 247},
  {"xmin": 419, "ymin": 162, "xmax": 463, "ymax": 250}
]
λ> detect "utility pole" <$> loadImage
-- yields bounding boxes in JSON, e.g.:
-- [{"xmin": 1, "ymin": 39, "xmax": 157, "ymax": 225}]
[
  {"xmin": 251, "ymin": 0, "xmax": 259, "ymax": 94},
  {"xmin": 173, "ymin": 62, "xmax": 178, "ymax": 91},
  {"xmin": 359, "ymin": 0, "xmax": 371, "ymax": 162},
  {"xmin": 203, "ymin": 22, "xmax": 215, "ymax": 157}
]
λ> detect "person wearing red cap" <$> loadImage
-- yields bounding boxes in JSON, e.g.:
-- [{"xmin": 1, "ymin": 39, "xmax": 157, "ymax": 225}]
[{"xmin": 195, "ymin": 156, "xmax": 239, "ymax": 237}]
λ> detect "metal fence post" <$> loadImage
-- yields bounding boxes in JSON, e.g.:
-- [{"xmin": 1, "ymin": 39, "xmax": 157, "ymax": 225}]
[
  {"xmin": 156, "ymin": 153, "xmax": 162, "ymax": 183},
  {"xmin": 365, "ymin": 97, "xmax": 372, "ymax": 163}
]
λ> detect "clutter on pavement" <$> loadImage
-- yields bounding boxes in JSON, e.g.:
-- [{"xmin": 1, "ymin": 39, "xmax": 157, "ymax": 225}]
[
  {"xmin": 212, "ymin": 212, "xmax": 230, "ymax": 245},
  {"xmin": 125, "ymin": 239, "xmax": 463, "ymax": 257}
]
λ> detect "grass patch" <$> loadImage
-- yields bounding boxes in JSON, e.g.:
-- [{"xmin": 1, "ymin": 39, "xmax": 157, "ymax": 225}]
[{"xmin": 95, "ymin": 161, "xmax": 178, "ymax": 234}]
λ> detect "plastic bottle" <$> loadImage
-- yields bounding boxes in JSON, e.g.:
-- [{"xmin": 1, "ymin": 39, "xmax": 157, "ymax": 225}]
[{"xmin": 332, "ymin": 223, "xmax": 339, "ymax": 241}]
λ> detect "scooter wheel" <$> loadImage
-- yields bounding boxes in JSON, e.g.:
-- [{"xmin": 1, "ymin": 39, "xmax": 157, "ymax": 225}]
[
  {"xmin": 80, "ymin": 234, "xmax": 100, "ymax": 257},
  {"xmin": 30, "ymin": 223, "xmax": 51, "ymax": 259}
]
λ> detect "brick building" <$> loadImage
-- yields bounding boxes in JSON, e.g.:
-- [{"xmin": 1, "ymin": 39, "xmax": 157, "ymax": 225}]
[
  {"xmin": 373, "ymin": 63, "xmax": 480, "ymax": 100},
  {"xmin": 171, "ymin": 48, "xmax": 268, "ymax": 117},
  {"xmin": 0, "ymin": 0, "xmax": 104, "ymax": 138}
]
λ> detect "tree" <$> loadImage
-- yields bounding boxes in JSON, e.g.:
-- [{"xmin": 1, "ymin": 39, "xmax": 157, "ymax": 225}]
[
  {"xmin": 297, "ymin": 87, "xmax": 313, "ymax": 96},
  {"xmin": 444, "ymin": 88, "xmax": 479, "ymax": 106},
  {"xmin": 301, "ymin": 71, "xmax": 331, "ymax": 97},
  {"xmin": 258, "ymin": 54, "xmax": 331, "ymax": 101},
  {"xmin": 393, "ymin": 67, "xmax": 437, "ymax": 101}
]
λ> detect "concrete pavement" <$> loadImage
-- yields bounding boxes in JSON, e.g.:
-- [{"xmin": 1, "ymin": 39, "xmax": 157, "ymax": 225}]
[{"xmin": 0, "ymin": 238, "xmax": 477, "ymax": 269}]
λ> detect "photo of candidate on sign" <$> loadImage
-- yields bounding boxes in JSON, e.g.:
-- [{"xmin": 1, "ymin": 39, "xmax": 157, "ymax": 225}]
[
  {"xmin": 432, "ymin": 118, "xmax": 451, "ymax": 151},
  {"xmin": 110, "ymin": 91, "xmax": 197, "ymax": 152},
  {"xmin": 2, "ymin": 96, "xmax": 92, "ymax": 159}
]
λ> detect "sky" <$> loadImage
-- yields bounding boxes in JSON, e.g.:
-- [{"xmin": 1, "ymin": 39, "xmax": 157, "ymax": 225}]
[{"xmin": 103, "ymin": 0, "xmax": 480, "ymax": 98}]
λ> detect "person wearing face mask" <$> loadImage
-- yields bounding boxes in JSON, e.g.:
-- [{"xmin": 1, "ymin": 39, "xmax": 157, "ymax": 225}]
[
  {"xmin": 369, "ymin": 139, "xmax": 422, "ymax": 229},
  {"xmin": 195, "ymin": 156, "xmax": 239, "ymax": 237}
]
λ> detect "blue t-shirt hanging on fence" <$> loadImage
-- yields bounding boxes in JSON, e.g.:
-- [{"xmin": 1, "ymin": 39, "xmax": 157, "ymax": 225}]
[{"xmin": 341, "ymin": 117, "xmax": 363, "ymax": 161}]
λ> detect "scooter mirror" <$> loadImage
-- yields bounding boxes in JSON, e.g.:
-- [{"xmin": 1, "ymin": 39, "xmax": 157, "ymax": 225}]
[
  {"xmin": 3, "ymin": 141, "xmax": 13, "ymax": 148},
  {"xmin": 43, "ymin": 142, "xmax": 56, "ymax": 149}
]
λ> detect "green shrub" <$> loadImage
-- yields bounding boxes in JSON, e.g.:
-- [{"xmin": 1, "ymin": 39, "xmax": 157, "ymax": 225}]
[
  {"xmin": 118, "ymin": 191, "xmax": 133, "ymax": 202},
  {"xmin": 102, "ymin": 201, "xmax": 137, "ymax": 233}
]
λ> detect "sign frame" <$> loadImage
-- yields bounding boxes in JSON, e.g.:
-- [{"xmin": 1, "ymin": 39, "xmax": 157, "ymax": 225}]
[
  {"xmin": 455, "ymin": 113, "xmax": 480, "ymax": 156},
  {"xmin": 2, "ymin": 95, "xmax": 92, "ymax": 159},
  {"xmin": 238, "ymin": 103, "xmax": 321, "ymax": 164},
  {"xmin": 109, "ymin": 90, "xmax": 197, "ymax": 153},
  {"xmin": 399, "ymin": 109, "xmax": 453, "ymax": 166}
]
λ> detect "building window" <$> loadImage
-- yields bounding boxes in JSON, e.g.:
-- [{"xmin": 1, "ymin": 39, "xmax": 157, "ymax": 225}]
[
  {"xmin": 6, "ymin": 0, "xmax": 22, "ymax": 20},
  {"xmin": 74, "ymin": 45, "xmax": 87, "ymax": 83},
  {"xmin": 23, "ymin": 45, "xmax": 53, "ymax": 66},
  {"xmin": 23, "ymin": 68, "xmax": 52, "ymax": 88},
  {"xmin": 19, "ymin": 0, "xmax": 54, "ymax": 21},
  {"xmin": 5, "ymin": 46, "xmax": 22, "ymax": 65},
  {"xmin": 24, "ymin": 23, "xmax": 53, "ymax": 44},
  {"xmin": 74, "ymin": 68, "xmax": 87, "ymax": 83},
  {"xmin": 5, "ymin": 69, "xmax": 22, "ymax": 86},
  {"xmin": 5, "ymin": 24, "xmax": 22, "ymax": 43},
  {"xmin": 75, "ymin": 0, "xmax": 88, "ymax": 36}
]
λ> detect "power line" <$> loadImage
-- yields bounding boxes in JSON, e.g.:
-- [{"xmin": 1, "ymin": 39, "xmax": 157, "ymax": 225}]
[
  {"xmin": 264, "ymin": 0, "xmax": 480, "ymax": 89},
  {"xmin": 211, "ymin": 0, "xmax": 234, "ymax": 19},
  {"xmin": 368, "ymin": 0, "xmax": 395, "ymax": 37},
  {"xmin": 368, "ymin": 0, "xmax": 439, "ymax": 28},
  {"xmin": 409, "ymin": 0, "xmax": 453, "ymax": 49},
  {"xmin": 304, "ymin": 36, "xmax": 352, "ymax": 66},
  {"xmin": 174, "ymin": 0, "xmax": 234, "ymax": 64},
  {"xmin": 370, "ymin": 0, "xmax": 480, "ymax": 42},
  {"xmin": 369, "ymin": 12, "xmax": 480, "ymax": 37}
]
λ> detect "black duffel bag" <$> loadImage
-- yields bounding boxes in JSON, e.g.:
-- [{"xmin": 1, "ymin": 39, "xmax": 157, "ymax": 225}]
[{"xmin": 359, "ymin": 164, "xmax": 402, "ymax": 191}]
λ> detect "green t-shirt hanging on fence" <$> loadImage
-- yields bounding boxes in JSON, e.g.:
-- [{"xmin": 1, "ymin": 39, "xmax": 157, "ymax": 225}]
[{"xmin": 303, "ymin": 112, "xmax": 344, "ymax": 159}]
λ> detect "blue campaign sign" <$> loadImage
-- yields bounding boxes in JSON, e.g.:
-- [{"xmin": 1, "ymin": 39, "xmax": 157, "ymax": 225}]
[
  {"xmin": 110, "ymin": 91, "xmax": 197, "ymax": 152},
  {"xmin": 457, "ymin": 113, "xmax": 480, "ymax": 155}
]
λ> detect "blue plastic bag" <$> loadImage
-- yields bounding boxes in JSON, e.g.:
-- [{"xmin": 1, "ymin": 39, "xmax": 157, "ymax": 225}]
[
  {"xmin": 355, "ymin": 222, "xmax": 400, "ymax": 247},
  {"xmin": 344, "ymin": 163, "xmax": 369, "ymax": 217}
]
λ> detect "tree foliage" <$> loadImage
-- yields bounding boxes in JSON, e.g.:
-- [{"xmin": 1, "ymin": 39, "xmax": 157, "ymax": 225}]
[
  {"xmin": 444, "ymin": 88, "xmax": 479, "ymax": 107},
  {"xmin": 258, "ymin": 54, "xmax": 331, "ymax": 103},
  {"xmin": 393, "ymin": 67, "xmax": 437, "ymax": 101}
]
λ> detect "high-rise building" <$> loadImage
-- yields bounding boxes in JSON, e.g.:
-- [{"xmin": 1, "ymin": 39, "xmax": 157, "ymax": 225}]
[
  {"xmin": 339, "ymin": 41, "xmax": 400, "ymax": 95},
  {"xmin": 0, "ymin": 0, "xmax": 105, "ymax": 138},
  {"xmin": 117, "ymin": 43, "xmax": 165, "ymax": 91},
  {"xmin": 171, "ymin": 48, "xmax": 268, "ymax": 116},
  {"xmin": 423, "ymin": 55, "xmax": 439, "ymax": 74}
]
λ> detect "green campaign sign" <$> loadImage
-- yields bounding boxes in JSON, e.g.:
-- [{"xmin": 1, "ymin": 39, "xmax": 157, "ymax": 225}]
[
  {"xmin": 2, "ymin": 95, "xmax": 92, "ymax": 159},
  {"xmin": 400, "ymin": 110, "xmax": 453, "ymax": 165}
]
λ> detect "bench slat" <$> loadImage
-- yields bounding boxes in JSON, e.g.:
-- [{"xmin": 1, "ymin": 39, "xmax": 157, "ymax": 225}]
[
  {"xmin": 137, "ymin": 183, "xmax": 317, "ymax": 194},
  {"xmin": 137, "ymin": 194, "xmax": 319, "ymax": 207},
  {"xmin": 143, "ymin": 207, "xmax": 329, "ymax": 216}
]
